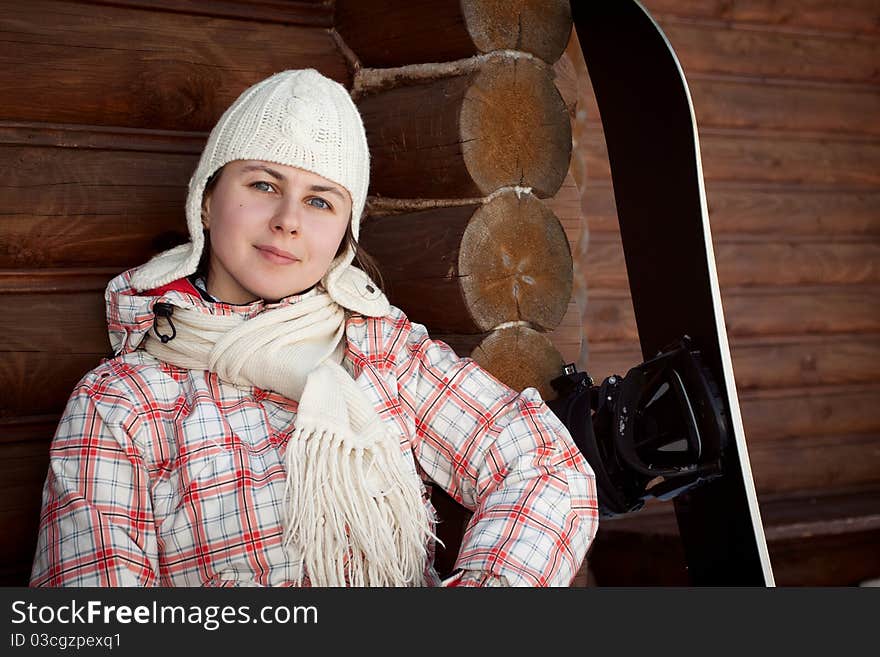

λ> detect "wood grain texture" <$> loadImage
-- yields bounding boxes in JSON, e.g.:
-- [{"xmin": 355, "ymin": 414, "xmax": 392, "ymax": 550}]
[
  {"xmin": 686, "ymin": 78, "xmax": 880, "ymax": 138},
  {"xmin": 748, "ymin": 433, "xmax": 880, "ymax": 495},
  {"xmin": 657, "ymin": 19, "xmax": 880, "ymax": 84},
  {"xmin": 469, "ymin": 325, "xmax": 565, "ymax": 401},
  {"xmin": 336, "ymin": 0, "xmax": 572, "ymax": 67},
  {"xmin": 0, "ymin": 0, "xmax": 348, "ymax": 131},
  {"xmin": 582, "ymin": 125, "xmax": 880, "ymax": 187},
  {"xmin": 0, "ymin": 291, "xmax": 108, "ymax": 353},
  {"xmin": 584, "ymin": 181, "xmax": 880, "ymax": 237},
  {"xmin": 358, "ymin": 58, "xmax": 571, "ymax": 199},
  {"xmin": 581, "ymin": 75, "xmax": 880, "ymax": 137},
  {"xmin": 583, "ymin": 287, "xmax": 880, "ymax": 343},
  {"xmin": 740, "ymin": 384, "xmax": 880, "ymax": 442},
  {"xmin": 586, "ymin": 335, "xmax": 880, "ymax": 392},
  {"xmin": 0, "ymin": 352, "xmax": 103, "ymax": 418},
  {"xmin": 361, "ymin": 191, "xmax": 572, "ymax": 334},
  {"xmin": 80, "ymin": 0, "xmax": 334, "ymax": 26},
  {"xmin": 585, "ymin": 237, "xmax": 880, "ymax": 288},
  {"xmin": 0, "ymin": 142, "xmax": 194, "ymax": 269},
  {"xmin": 643, "ymin": 0, "xmax": 880, "ymax": 36}
]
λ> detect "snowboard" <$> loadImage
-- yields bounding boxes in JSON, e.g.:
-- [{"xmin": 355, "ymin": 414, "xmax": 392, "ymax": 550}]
[{"xmin": 571, "ymin": 0, "xmax": 775, "ymax": 585}]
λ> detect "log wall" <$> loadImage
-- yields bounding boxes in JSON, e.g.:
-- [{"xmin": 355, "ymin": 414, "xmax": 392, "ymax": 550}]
[{"xmin": 580, "ymin": 0, "xmax": 880, "ymax": 586}]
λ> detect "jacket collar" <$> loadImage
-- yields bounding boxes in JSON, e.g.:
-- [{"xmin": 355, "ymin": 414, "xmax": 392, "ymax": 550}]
[{"xmin": 105, "ymin": 267, "xmax": 325, "ymax": 356}]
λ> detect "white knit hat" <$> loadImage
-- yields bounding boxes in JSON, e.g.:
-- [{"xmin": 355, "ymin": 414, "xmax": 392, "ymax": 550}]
[{"xmin": 130, "ymin": 69, "xmax": 387, "ymax": 316}]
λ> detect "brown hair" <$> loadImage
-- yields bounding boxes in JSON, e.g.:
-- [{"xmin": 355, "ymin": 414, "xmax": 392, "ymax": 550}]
[{"xmin": 198, "ymin": 166, "xmax": 384, "ymax": 291}]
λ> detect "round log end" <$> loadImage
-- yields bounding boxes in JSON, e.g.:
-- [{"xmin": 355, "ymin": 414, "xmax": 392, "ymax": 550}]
[
  {"xmin": 462, "ymin": 0, "xmax": 573, "ymax": 64},
  {"xmin": 460, "ymin": 58, "xmax": 571, "ymax": 197},
  {"xmin": 460, "ymin": 190, "xmax": 572, "ymax": 332},
  {"xmin": 471, "ymin": 325, "xmax": 566, "ymax": 401}
]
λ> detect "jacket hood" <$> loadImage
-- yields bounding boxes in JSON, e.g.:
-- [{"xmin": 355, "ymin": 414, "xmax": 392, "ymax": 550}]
[{"xmin": 105, "ymin": 266, "xmax": 327, "ymax": 356}]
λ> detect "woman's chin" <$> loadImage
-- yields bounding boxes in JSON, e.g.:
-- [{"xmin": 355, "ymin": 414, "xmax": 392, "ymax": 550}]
[{"xmin": 249, "ymin": 281, "xmax": 318, "ymax": 303}]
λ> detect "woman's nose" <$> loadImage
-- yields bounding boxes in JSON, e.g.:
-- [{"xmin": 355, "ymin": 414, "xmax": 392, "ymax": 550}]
[{"xmin": 272, "ymin": 197, "xmax": 301, "ymax": 234}]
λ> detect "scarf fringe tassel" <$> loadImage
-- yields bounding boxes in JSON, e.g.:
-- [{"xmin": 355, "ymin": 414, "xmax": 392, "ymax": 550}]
[{"xmin": 283, "ymin": 423, "xmax": 436, "ymax": 587}]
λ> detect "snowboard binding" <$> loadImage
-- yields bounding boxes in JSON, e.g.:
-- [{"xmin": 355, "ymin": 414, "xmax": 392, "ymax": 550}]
[{"xmin": 548, "ymin": 337, "xmax": 729, "ymax": 518}]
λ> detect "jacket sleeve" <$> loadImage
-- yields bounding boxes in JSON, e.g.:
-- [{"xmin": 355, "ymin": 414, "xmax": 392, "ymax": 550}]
[
  {"xmin": 389, "ymin": 311, "xmax": 599, "ymax": 587},
  {"xmin": 30, "ymin": 373, "xmax": 159, "ymax": 587}
]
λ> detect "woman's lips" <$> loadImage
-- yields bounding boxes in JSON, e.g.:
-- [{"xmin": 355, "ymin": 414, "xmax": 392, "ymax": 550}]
[{"xmin": 255, "ymin": 244, "xmax": 300, "ymax": 265}]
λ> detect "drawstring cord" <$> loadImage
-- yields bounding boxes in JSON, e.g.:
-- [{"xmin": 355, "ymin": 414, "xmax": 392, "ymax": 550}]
[{"xmin": 152, "ymin": 302, "xmax": 177, "ymax": 344}]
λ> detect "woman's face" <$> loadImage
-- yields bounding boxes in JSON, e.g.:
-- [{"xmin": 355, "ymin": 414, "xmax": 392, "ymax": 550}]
[{"xmin": 202, "ymin": 160, "xmax": 352, "ymax": 304}]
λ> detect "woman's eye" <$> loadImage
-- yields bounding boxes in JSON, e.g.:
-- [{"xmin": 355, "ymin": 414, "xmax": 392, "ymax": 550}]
[
  {"xmin": 251, "ymin": 180, "xmax": 275, "ymax": 192},
  {"xmin": 308, "ymin": 197, "xmax": 331, "ymax": 210}
]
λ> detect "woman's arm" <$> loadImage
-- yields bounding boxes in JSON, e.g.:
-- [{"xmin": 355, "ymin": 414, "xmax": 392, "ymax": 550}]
[
  {"xmin": 388, "ymin": 310, "xmax": 599, "ymax": 586},
  {"xmin": 30, "ymin": 373, "xmax": 159, "ymax": 587}
]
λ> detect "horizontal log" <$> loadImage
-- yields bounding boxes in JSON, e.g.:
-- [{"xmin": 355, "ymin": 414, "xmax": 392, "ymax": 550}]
[
  {"xmin": 0, "ymin": 416, "xmax": 59, "ymax": 445},
  {"xmin": 767, "ymin": 525, "xmax": 880, "ymax": 586},
  {"xmin": 583, "ymin": 287, "xmax": 880, "ymax": 342},
  {"xmin": 582, "ymin": 125, "xmax": 880, "ymax": 187},
  {"xmin": 760, "ymin": 487, "xmax": 880, "ymax": 541},
  {"xmin": 0, "ymin": 0, "xmax": 348, "ymax": 131},
  {"xmin": 581, "ymin": 74, "xmax": 880, "ymax": 137},
  {"xmin": 584, "ymin": 237, "xmax": 880, "ymax": 287},
  {"xmin": 729, "ymin": 336, "xmax": 880, "ymax": 390},
  {"xmin": 748, "ymin": 433, "xmax": 880, "ymax": 495},
  {"xmin": 336, "ymin": 0, "xmax": 572, "ymax": 67},
  {"xmin": 584, "ymin": 181, "xmax": 880, "ymax": 237},
  {"xmin": 358, "ymin": 58, "xmax": 571, "ymax": 199},
  {"xmin": 0, "ymin": 141, "xmax": 194, "ymax": 269},
  {"xmin": 740, "ymin": 384, "xmax": 880, "ymax": 441},
  {"xmin": 80, "ymin": 0, "xmax": 333, "ymax": 26},
  {"xmin": 643, "ymin": 0, "xmax": 880, "ymax": 36},
  {"xmin": 0, "ymin": 122, "xmax": 206, "ymax": 153},
  {"xmin": 473, "ymin": 326, "xmax": 565, "ymax": 402},
  {"xmin": 0, "ymin": 352, "xmax": 101, "ymax": 418},
  {"xmin": 586, "ymin": 335, "xmax": 880, "ymax": 391},
  {"xmin": 656, "ymin": 18, "xmax": 880, "ymax": 84},
  {"xmin": 0, "ymin": 438, "xmax": 49, "ymax": 572},
  {"xmin": 0, "ymin": 269, "xmax": 121, "ymax": 294},
  {"xmin": 0, "ymin": 291, "xmax": 108, "ymax": 353},
  {"xmin": 687, "ymin": 77, "xmax": 880, "ymax": 138},
  {"xmin": 361, "ymin": 191, "xmax": 572, "ymax": 334}
]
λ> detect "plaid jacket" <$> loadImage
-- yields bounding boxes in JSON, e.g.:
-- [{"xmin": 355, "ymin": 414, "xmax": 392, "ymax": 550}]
[{"xmin": 30, "ymin": 269, "xmax": 598, "ymax": 587}]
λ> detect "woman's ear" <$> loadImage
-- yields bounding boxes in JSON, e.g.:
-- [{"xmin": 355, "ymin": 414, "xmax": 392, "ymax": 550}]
[{"xmin": 201, "ymin": 193, "xmax": 212, "ymax": 230}]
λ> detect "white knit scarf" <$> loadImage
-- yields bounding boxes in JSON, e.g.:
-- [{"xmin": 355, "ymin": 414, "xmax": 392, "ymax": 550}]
[{"xmin": 144, "ymin": 292, "xmax": 433, "ymax": 586}]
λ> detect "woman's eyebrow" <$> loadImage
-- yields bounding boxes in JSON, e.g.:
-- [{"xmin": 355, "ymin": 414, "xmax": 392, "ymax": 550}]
[
  {"xmin": 241, "ymin": 164, "xmax": 285, "ymax": 180},
  {"xmin": 309, "ymin": 184, "xmax": 346, "ymax": 201}
]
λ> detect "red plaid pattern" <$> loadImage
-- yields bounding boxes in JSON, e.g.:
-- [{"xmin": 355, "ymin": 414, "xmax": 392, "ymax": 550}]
[{"xmin": 30, "ymin": 271, "xmax": 598, "ymax": 587}]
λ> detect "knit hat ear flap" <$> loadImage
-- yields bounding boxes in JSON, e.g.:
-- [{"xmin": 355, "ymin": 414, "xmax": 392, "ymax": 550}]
[
  {"xmin": 130, "ymin": 68, "xmax": 386, "ymax": 316},
  {"xmin": 323, "ymin": 255, "xmax": 388, "ymax": 317}
]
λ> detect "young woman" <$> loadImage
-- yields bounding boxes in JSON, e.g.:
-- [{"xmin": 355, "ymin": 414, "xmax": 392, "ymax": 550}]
[{"xmin": 30, "ymin": 69, "xmax": 598, "ymax": 587}]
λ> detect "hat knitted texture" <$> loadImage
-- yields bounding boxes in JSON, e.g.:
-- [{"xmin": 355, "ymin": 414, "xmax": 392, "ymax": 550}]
[{"xmin": 130, "ymin": 69, "xmax": 384, "ymax": 316}]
